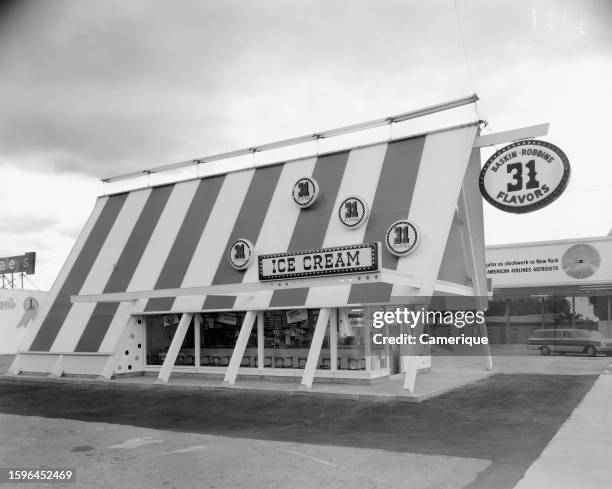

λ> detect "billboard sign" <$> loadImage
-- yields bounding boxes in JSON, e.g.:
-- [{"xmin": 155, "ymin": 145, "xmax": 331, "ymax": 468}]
[
  {"xmin": 0, "ymin": 252, "xmax": 36, "ymax": 275},
  {"xmin": 0, "ymin": 289, "xmax": 47, "ymax": 354},
  {"xmin": 486, "ymin": 238, "xmax": 612, "ymax": 287}
]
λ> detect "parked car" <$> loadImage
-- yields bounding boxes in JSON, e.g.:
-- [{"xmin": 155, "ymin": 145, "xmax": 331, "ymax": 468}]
[{"xmin": 527, "ymin": 329, "xmax": 612, "ymax": 357}]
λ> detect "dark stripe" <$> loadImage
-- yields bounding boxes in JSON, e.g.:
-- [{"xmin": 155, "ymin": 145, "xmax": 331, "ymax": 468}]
[
  {"xmin": 436, "ymin": 212, "xmax": 467, "ymax": 285},
  {"xmin": 145, "ymin": 175, "xmax": 225, "ymax": 312},
  {"xmin": 348, "ymin": 136, "xmax": 426, "ymax": 305},
  {"xmin": 29, "ymin": 194, "xmax": 128, "ymax": 351},
  {"xmin": 269, "ymin": 151, "xmax": 350, "ymax": 308},
  {"xmin": 203, "ymin": 165, "xmax": 283, "ymax": 310},
  {"xmin": 75, "ymin": 186, "xmax": 174, "ymax": 352}
]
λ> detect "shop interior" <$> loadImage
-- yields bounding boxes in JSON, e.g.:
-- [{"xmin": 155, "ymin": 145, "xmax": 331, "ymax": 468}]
[{"xmin": 144, "ymin": 308, "xmax": 392, "ymax": 374}]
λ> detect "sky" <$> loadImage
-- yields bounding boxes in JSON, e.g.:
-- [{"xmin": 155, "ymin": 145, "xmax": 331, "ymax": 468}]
[{"xmin": 1, "ymin": 0, "xmax": 611, "ymax": 290}]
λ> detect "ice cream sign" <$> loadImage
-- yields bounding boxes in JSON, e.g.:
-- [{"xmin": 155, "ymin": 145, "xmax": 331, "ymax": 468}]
[
  {"xmin": 258, "ymin": 242, "xmax": 380, "ymax": 280},
  {"xmin": 479, "ymin": 140, "xmax": 570, "ymax": 213}
]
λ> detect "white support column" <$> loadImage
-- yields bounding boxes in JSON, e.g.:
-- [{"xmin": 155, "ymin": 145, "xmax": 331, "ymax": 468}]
[
  {"xmin": 330, "ymin": 308, "xmax": 338, "ymax": 373},
  {"xmin": 403, "ymin": 355, "xmax": 419, "ymax": 393},
  {"xmin": 481, "ymin": 325, "xmax": 493, "ymax": 370},
  {"xmin": 365, "ymin": 314, "xmax": 371, "ymax": 373},
  {"xmin": 458, "ymin": 177, "xmax": 493, "ymax": 371},
  {"xmin": 384, "ymin": 323, "xmax": 390, "ymax": 369},
  {"xmin": 300, "ymin": 308, "xmax": 331, "ymax": 390},
  {"xmin": 223, "ymin": 311, "xmax": 256, "ymax": 385},
  {"xmin": 49, "ymin": 354, "xmax": 64, "ymax": 378},
  {"xmin": 100, "ymin": 315, "xmax": 138, "ymax": 380},
  {"xmin": 257, "ymin": 311, "xmax": 264, "ymax": 370},
  {"xmin": 194, "ymin": 314, "xmax": 201, "ymax": 368},
  {"xmin": 8, "ymin": 355, "xmax": 21, "ymax": 375},
  {"xmin": 339, "ymin": 309, "xmax": 353, "ymax": 337},
  {"xmin": 402, "ymin": 319, "xmax": 419, "ymax": 392},
  {"xmin": 481, "ymin": 322, "xmax": 493, "ymax": 371},
  {"xmin": 155, "ymin": 313, "xmax": 193, "ymax": 384}
]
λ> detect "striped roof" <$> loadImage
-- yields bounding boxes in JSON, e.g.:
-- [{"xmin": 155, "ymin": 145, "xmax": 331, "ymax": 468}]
[{"xmin": 24, "ymin": 124, "xmax": 480, "ymax": 353}]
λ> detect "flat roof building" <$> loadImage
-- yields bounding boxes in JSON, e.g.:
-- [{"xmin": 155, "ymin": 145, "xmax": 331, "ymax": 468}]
[{"xmin": 485, "ymin": 236, "xmax": 612, "ymax": 343}]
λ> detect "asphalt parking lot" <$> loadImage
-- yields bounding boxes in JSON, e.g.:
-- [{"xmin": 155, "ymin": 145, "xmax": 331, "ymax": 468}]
[
  {"xmin": 0, "ymin": 364, "xmax": 598, "ymax": 489},
  {"xmin": 433, "ymin": 345, "xmax": 612, "ymax": 375}
]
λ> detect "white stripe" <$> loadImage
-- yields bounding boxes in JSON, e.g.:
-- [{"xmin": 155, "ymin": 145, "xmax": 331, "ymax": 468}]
[
  {"xmin": 233, "ymin": 158, "xmax": 318, "ymax": 310},
  {"xmin": 305, "ymin": 143, "xmax": 387, "ymax": 308},
  {"xmin": 98, "ymin": 179, "xmax": 201, "ymax": 352},
  {"xmin": 392, "ymin": 126, "xmax": 477, "ymax": 297},
  {"xmin": 172, "ymin": 170, "xmax": 256, "ymax": 312},
  {"xmin": 51, "ymin": 189, "xmax": 151, "ymax": 352},
  {"xmin": 19, "ymin": 197, "xmax": 108, "ymax": 352}
]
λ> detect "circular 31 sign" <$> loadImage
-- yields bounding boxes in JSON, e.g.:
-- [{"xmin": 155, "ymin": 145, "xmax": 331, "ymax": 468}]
[
  {"xmin": 479, "ymin": 140, "xmax": 570, "ymax": 214},
  {"xmin": 228, "ymin": 238, "xmax": 254, "ymax": 270},
  {"xmin": 386, "ymin": 220, "xmax": 419, "ymax": 256},
  {"xmin": 338, "ymin": 195, "xmax": 369, "ymax": 229},
  {"xmin": 292, "ymin": 177, "xmax": 319, "ymax": 208}
]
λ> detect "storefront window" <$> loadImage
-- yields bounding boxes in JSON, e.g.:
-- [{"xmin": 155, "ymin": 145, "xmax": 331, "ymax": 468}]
[
  {"xmin": 337, "ymin": 309, "xmax": 366, "ymax": 370},
  {"xmin": 263, "ymin": 309, "xmax": 329, "ymax": 369},
  {"xmin": 200, "ymin": 312, "xmax": 255, "ymax": 367},
  {"xmin": 146, "ymin": 314, "xmax": 195, "ymax": 366}
]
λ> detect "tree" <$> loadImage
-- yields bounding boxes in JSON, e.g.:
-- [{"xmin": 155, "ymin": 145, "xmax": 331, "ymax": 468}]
[{"xmin": 486, "ymin": 296, "xmax": 572, "ymax": 317}]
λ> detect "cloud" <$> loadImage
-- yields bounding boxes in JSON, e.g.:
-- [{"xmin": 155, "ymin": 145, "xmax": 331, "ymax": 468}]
[
  {"xmin": 0, "ymin": 215, "xmax": 60, "ymax": 234},
  {"xmin": 3, "ymin": 0, "xmax": 608, "ymax": 180},
  {"xmin": 1, "ymin": 0, "xmax": 611, "ymax": 288}
]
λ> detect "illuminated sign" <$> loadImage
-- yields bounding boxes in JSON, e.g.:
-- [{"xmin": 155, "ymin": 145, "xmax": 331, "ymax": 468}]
[
  {"xmin": 0, "ymin": 252, "xmax": 36, "ymax": 275},
  {"xmin": 479, "ymin": 140, "xmax": 570, "ymax": 213},
  {"xmin": 258, "ymin": 242, "xmax": 380, "ymax": 281}
]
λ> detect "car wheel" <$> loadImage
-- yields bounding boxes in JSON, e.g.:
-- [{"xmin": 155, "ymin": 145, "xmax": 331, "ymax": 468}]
[
  {"xmin": 540, "ymin": 346, "xmax": 551, "ymax": 355},
  {"xmin": 585, "ymin": 345, "xmax": 597, "ymax": 357}
]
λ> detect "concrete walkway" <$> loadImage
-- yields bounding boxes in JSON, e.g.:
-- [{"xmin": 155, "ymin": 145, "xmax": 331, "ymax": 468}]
[
  {"xmin": 513, "ymin": 372, "xmax": 612, "ymax": 488},
  {"xmin": 124, "ymin": 366, "xmax": 497, "ymax": 402},
  {"xmin": 3, "ymin": 366, "xmax": 497, "ymax": 402},
  {"xmin": 2, "ymin": 353, "xmax": 497, "ymax": 402}
]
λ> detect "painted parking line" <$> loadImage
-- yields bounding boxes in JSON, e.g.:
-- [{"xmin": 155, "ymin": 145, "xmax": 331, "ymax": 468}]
[{"xmin": 109, "ymin": 437, "xmax": 164, "ymax": 449}]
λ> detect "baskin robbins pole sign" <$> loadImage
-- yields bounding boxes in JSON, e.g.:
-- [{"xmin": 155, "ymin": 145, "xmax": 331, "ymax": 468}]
[{"xmin": 479, "ymin": 140, "xmax": 570, "ymax": 213}]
